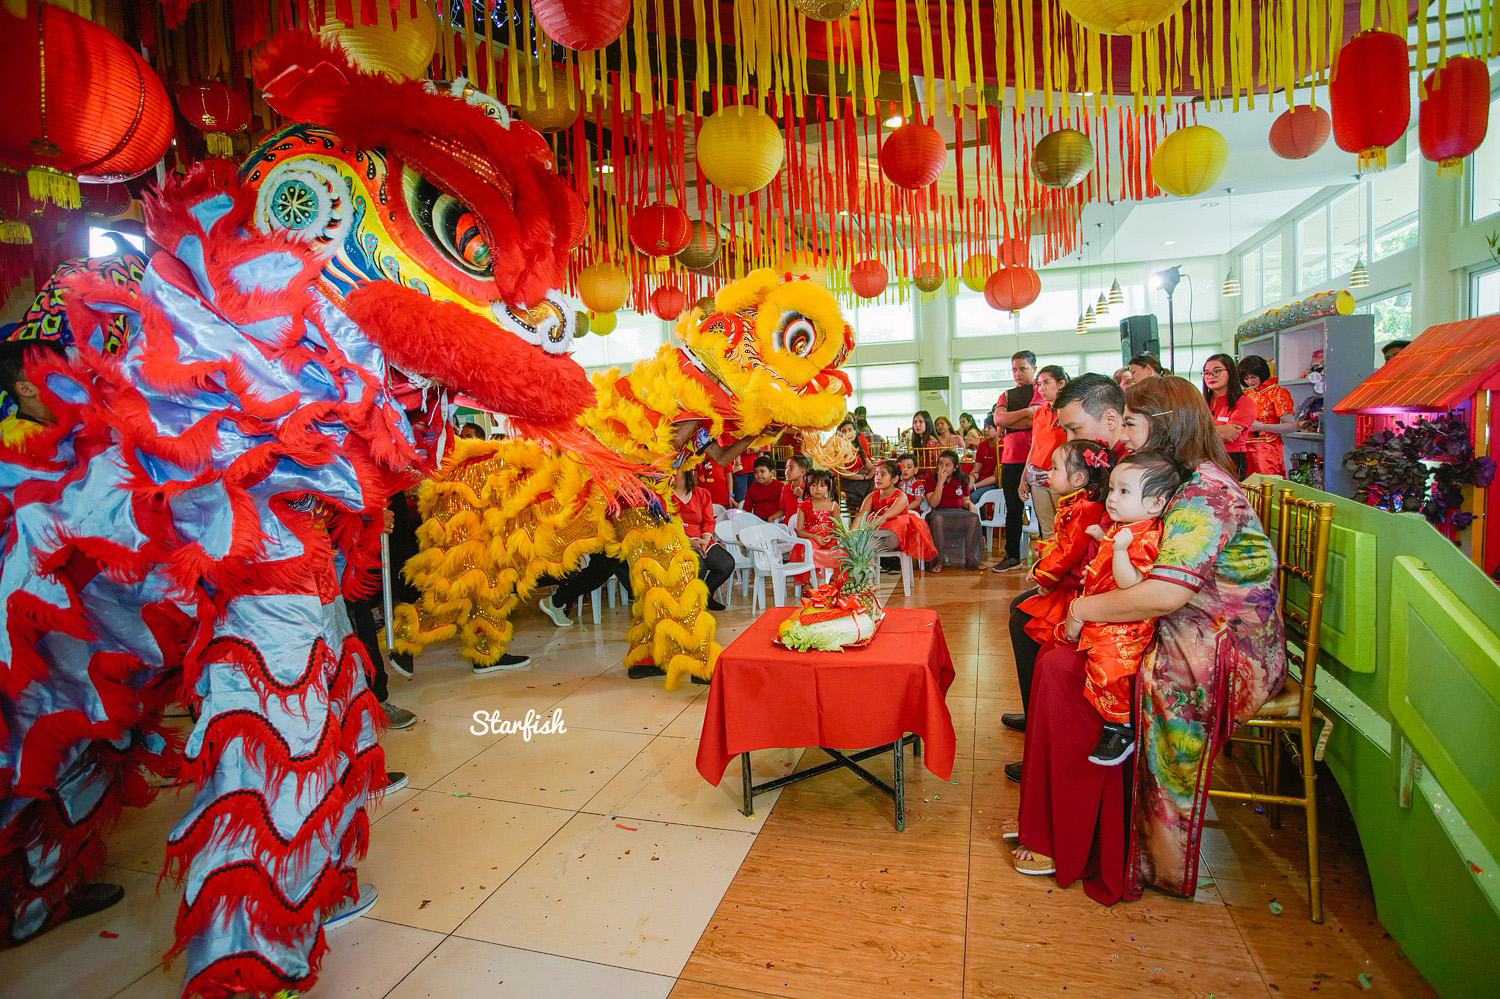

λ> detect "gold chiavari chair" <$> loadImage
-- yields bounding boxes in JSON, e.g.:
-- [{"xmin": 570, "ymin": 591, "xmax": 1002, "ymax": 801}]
[
  {"xmin": 769, "ymin": 443, "xmax": 794, "ymax": 468},
  {"xmin": 913, "ymin": 445, "xmax": 942, "ymax": 473},
  {"xmin": 1247, "ymin": 479, "xmax": 1274, "ymax": 528},
  {"xmin": 1209, "ymin": 487, "xmax": 1335, "ymax": 923}
]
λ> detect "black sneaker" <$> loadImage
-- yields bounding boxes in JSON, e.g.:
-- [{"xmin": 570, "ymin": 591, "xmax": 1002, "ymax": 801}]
[
  {"xmin": 1004, "ymin": 760, "xmax": 1023, "ymax": 783},
  {"xmin": 1001, "ymin": 712, "xmax": 1026, "ymax": 732},
  {"xmin": 991, "ymin": 557, "xmax": 1023, "ymax": 573},
  {"xmin": 383, "ymin": 771, "xmax": 409, "ymax": 793},
  {"xmin": 627, "ymin": 663, "xmax": 667, "ymax": 679},
  {"xmin": 64, "ymin": 883, "xmax": 124, "ymax": 922},
  {"xmin": 473, "ymin": 653, "xmax": 531, "ymax": 674},
  {"xmin": 388, "ymin": 651, "xmax": 414, "ymax": 679},
  {"xmin": 1088, "ymin": 723, "xmax": 1136, "ymax": 766}
]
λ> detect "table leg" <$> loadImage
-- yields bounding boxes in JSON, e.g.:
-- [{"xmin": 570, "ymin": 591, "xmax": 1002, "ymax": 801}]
[
  {"xmin": 740, "ymin": 753, "xmax": 754, "ymax": 817},
  {"xmin": 892, "ymin": 738, "xmax": 905, "ymax": 832},
  {"xmin": 912, "ymin": 734, "xmax": 923, "ymax": 760}
]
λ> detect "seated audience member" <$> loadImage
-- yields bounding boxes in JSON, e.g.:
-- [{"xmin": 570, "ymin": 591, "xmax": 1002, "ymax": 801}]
[
  {"xmin": 1381, "ymin": 339, "xmax": 1411, "ymax": 364},
  {"xmin": 854, "ymin": 460, "xmax": 937, "ymax": 564},
  {"xmin": 933, "ymin": 415, "xmax": 965, "ymax": 449},
  {"xmin": 924, "ymin": 449, "xmax": 984, "ymax": 571},
  {"xmin": 1112, "ymin": 367, "xmax": 1132, "ymax": 388},
  {"xmin": 958, "ymin": 412, "xmax": 983, "ymax": 447},
  {"xmin": 855, "ymin": 418, "xmax": 885, "ymax": 447},
  {"xmin": 896, "ymin": 453, "xmax": 928, "ymax": 503},
  {"xmin": 1126, "ymin": 353, "xmax": 1165, "ymax": 384},
  {"xmin": 836, "ymin": 418, "xmax": 875, "ymax": 515},
  {"xmin": 740, "ymin": 455, "xmax": 784, "ymax": 521},
  {"xmin": 971, "ymin": 420, "xmax": 1003, "ymax": 506},
  {"xmin": 781, "ymin": 454, "xmax": 810, "ymax": 521},
  {"xmin": 1202, "ymin": 353, "xmax": 1254, "ymax": 479},
  {"xmin": 669, "ymin": 468, "xmax": 733, "ymax": 612}
]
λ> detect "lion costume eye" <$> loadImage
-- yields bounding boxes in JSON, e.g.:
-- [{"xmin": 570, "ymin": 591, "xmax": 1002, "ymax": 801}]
[
  {"xmin": 775, "ymin": 314, "xmax": 819, "ymax": 358},
  {"xmin": 404, "ymin": 171, "xmax": 494, "ymax": 279}
]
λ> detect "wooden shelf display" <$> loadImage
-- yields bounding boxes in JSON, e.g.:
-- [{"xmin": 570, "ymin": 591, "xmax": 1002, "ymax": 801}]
[{"xmin": 1238, "ymin": 314, "xmax": 1375, "ymax": 497}]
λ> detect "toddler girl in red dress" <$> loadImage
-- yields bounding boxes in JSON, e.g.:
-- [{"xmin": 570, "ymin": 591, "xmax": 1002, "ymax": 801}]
[
  {"xmin": 1069, "ymin": 451, "xmax": 1185, "ymax": 766},
  {"xmin": 1018, "ymin": 440, "xmax": 1112, "ymax": 648},
  {"xmin": 794, "ymin": 469, "xmax": 845, "ymax": 575}
]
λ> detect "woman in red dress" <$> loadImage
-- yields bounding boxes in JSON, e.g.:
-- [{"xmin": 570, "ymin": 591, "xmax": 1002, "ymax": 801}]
[
  {"xmin": 1017, "ymin": 440, "xmax": 1110, "ymax": 644},
  {"xmin": 854, "ymin": 460, "xmax": 937, "ymax": 562},
  {"xmin": 1238, "ymin": 354, "xmax": 1296, "ymax": 478}
]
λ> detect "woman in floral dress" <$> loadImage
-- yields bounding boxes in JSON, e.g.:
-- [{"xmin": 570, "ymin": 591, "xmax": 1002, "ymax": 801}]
[{"xmin": 1013, "ymin": 375, "xmax": 1285, "ymax": 902}]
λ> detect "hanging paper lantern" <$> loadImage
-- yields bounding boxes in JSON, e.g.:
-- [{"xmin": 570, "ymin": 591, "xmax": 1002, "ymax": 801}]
[
  {"xmin": 176, "ymin": 84, "xmax": 252, "ymax": 158},
  {"xmin": 80, "ymin": 183, "xmax": 132, "ymax": 219},
  {"xmin": 1420, "ymin": 56, "xmax": 1490, "ymax": 176},
  {"xmin": 0, "ymin": 172, "xmax": 35, "ymax": 244},
  {"xmin": 1268, "ymin": 105, "xmax": 1332, "ymax": 160},
  {"xmin": 577, "ymin": 261, "xmax": 632, "ymax": 312},
  {"xmin": 1150, "ymin": 125, "xmax": 1229, "ymax": 197},
  {"xmin": 591, "ymin": 311, "xmax": 618, "ymax": 335},
  {"xmin": 794, "ymin": 0, "xmax": 862, "ymax": 20},
  {"xmin": 984, "ymin": 266, "xmax": 1042, "ymax": 315},
  {"xmin": 517, "ymin": 70, "xmax": 581, "ymax": 133},
  {"xmin": 194, "ymin": 157, "xmax": 241, "ymax": 188},
  {"xmin": 318, "ymin": 0, "xmax": 437, "ymax": 81},
  {"xmin": 849, "ymin": 259, "xmax": 890, "ymax": 299},
  {"xmin": 0, "ymin": 1, "xmax": 174, "ymax": 208},
  {"xmin": 961, "ymin": 253, "xmax": 996, "ymax": 293},
  {"xmin": 912, "ymin": 261, "xmax": 945, "ymax": 293},
  {"xmin": 1330, "ymin": 31, "xmax": 1412, "ymax": 173},
  {"xmin": 879, "ymin": 123, "xmax": 946, "ymax": 190},
  {"xmin": 1059, "ymin": 0, "xmax": 1188, "ymax": 34},
  {"xmin": 650, "ymin": 285, "xmax": 688, "ymax": 321},
  {"xmin": 1031, "ymin": 129, "xmax": 1095, "ymax": 189},
  {"xmin": 532, "ymin": 0, "xmax": 632, "ymax": 51},
  {"xmin": 629, "ymin": 203, "xmax": 693, "ymax": 257},
  {"xmin": 997, "ymin": 236, "xmax": 1030, "ymax": 267},
  {"xmin": 696, "ymin": 105, "xmax": 785, "ymax": 196},
  {"xmin": 676, "ymin": 220, "xmax": 722, "ymax": 270}
]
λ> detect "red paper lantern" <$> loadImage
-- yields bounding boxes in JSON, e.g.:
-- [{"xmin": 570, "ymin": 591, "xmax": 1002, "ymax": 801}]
[
  {"xmin": 996, "ymin": 236, "xmax": 1030, "ymax": 267},
  {"xmin": 629, "ymin": 203, "xmax": 693, "ymax": 257},
  {"xmin": 1330, "ymin": 31, "xmax": 1411, "ymax": 172},
  {"xmin": 0, "ymin": 0, "xmax": 174, "ymax": 207},
  {"xmin": 1420, "ymin": 56, "xmax": 1490, "ymax": 175},
  {"xmin": 1268, "ymin": 105, "xmax": 1332, "ymax": 160},
  {"xmin": 532, "ymin": 0, "xmax": 631, "ymax": 52},
  {"xmin": 878, "ymin": 123, "xmax": 946, "ymax": 190},
  {"xmin": 849, "ymin": 259, "xmax": 889, "ymax": 299},
  {"xmin": 649, "ymin": 284, "xmax": 689, "ymax": 321},
  {"xmin": 176, "ymin": 83, "xmax": 253, "ymax": 157},
  {"xmin": 984, "ymin": 266, "xmax": 1042, "ymax": 315},
  {"xmin": 80, "ymin": 183, "xmax": 132, "ymax": 219},
  {"xmin": 194, "ymin": 158, "xmax": 242, "ymax": 188}
]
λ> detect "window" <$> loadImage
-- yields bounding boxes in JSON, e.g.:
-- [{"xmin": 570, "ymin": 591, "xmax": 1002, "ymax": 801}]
[
  {"xmin": 954, "ymin": 291, "xmax": 1016, "ymax": 338},
  {"xmin": 850, "ymin": 300, "xmax": 915, "ymax": 345},
  {"xmin": 1020, "ymin": 270, "xmax": 1084, "ymax": 334},
  {"xmin": 1469, "ymin": 93, "xmax": 1500, "ymax": 222},
  {"xmin": 1237, "ymin": 234, "xmax": 1284, "ymax": 314},
  {"xmin": 847, "ymin": 362, "xmax": 919, "ymax": 437},
  {"xmin": 956, "ymin": 359, "xmax": 1020, "ymax": 415},
  {"xmin": 1369, "ymin": 155, "xmax": 1418, "ymax": 261},
  {"xmin": 1471, "ymin": 266, "xmax": 1500, "ymax": 318},
  {"xmin": 88, "ymin": 226, "xmax": 144, "ymax": 258},
  {"xmin": 1328, "ymin": 188, "xmax": 1362, "ymax": 277},
  {"xmin": 1263, "ymin": 234, "xmax": 1284, "ymax": 305},
  {"xmin": 1297, "ymin": 205, "xmax": 1329, "ymax": 290},
  {"xmin": 573, "ymin": 311, "xmax": 667, "ymax": 372},
  {"xmin": 1355, "ymin": 289, "xmax": 1414, "ymax": 365}
]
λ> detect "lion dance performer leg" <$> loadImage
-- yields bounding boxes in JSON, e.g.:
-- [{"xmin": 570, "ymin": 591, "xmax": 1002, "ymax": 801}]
[
  {"xmin": 0, "ymin": 31, "xmax": 627, "ymax": 998},
  {"xmin": 396, "ymin": 270, "xmax": 855, "ymax": 691}
]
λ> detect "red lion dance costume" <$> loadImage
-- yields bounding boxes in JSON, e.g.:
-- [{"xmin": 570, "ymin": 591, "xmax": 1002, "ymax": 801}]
[{"xmin": 0, "ymin": 34, "xmax": 616, "ymax": 999}]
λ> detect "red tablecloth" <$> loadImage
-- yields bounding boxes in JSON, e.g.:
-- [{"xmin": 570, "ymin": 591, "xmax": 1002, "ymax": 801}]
[{"xmin": 695, "ymin": 608, "xmax": 957, "ymax": 784}]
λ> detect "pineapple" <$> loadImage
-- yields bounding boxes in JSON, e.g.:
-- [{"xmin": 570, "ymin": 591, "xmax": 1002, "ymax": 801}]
[{"xmin": 829, "ymin": 520, "xmax": 880, "ymax": 609}]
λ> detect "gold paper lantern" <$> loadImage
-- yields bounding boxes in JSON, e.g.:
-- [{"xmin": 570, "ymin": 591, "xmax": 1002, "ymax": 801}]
[
  {"xmin": 696, "ymin": 105, "xmax": 785, "ymax": 196},
  {"xmin": 577, "ymin": 262, "xmax": 631, "ymax": 313},
  {"xmin": 319, "ymin": 0, "xmax": 437, "ymax": 82},
  {"xmin": 961, "ymin": 253, "xmax": 997, "ymax": 293},
  {"xmin": 517, "ymin": 70, "xmax": 580, "ymax": 133},
  {"xmin": 1031, "ymin": 129, "xmax": 1095, "ymax": 189},
  {"xmin": 591, "ymin": 311, "xmax": 618, "ymax": 335},
  {"xmin": 913, "ymin": 261, "xmax": 945, "ymax": 293},
  {"xmin": 794, "ymin": 0, "xmax": 862, "ymax": 20},
  {"xmin": 676, "ymin": 220, "xmax": 722, "ymax": 270},
  {"xmin": 1059, "ymin": 0, "xmax": 1188, "ymax": 35},
  {"xmin": 1150, "ymin": 124, "xmax": 1229, "ymax": 197}
]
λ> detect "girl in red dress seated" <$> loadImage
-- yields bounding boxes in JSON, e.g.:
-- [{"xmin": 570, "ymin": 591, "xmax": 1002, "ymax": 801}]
[
  {"xmin": 1072, "ymin": 451, "xmax": 1183, "ymax": 766},
  {"xmin": 1018, "ymin": 440, "xmax": 1111, "ymax": 647},
  {"xmin": 855, "ymin": 460, "xmax": 938, "ymax": 562},
  {"xmin": 794, "ymin": 469, "xmax": 845, "ymax": 575}
]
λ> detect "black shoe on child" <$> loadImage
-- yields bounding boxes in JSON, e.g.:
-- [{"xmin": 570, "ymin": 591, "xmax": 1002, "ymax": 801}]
[
  {"xmin": 1088, "ymin": 723, "xmax": 1136, "ymax": 766},
  {"xmin": 706, "ymin": 598, "xmax": 727, "ymax": 612},
  {"xmin": 1000, "ymin": 712, "xmax": 1026, "ymax": 733}
]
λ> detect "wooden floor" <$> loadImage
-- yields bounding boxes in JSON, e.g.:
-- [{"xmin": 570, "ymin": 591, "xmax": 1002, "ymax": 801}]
[{"xmin": 669, "ymin": 571, "xmax": 1435, "ymax": 999}]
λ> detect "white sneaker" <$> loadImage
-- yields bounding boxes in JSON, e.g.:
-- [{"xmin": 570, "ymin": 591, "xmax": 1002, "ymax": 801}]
[
  {"xmin": 323, "ymin": 883, "xmax": 377, "ymax": 930},
  {"xmin": 539, "ymin": 595, "xmax": 573, "ymax": 628}
]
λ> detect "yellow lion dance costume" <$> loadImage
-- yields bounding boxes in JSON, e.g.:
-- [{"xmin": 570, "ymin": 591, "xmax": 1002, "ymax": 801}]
[{"xmin": 393, "ymin": 269, "xmax": 854, "ymax": 689}]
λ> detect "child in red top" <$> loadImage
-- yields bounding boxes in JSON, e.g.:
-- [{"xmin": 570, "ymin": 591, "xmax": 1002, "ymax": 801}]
[
  {"xmin": 1070, "ymin": 451, "xmax": 1184, "ymax": 767},
  {"xmin": 1018, "ymin": 440, "xmax": 1111, "ymax": 646},
  {"xmin": 896, "ymin": 454, "xmax": 928, "ymax": 504},
  {"xmin": 780, "ymin": 455, "xmax": 810, "ymax": 521},
  {"xmin": 855, "ymin": 460, "xmax": 938, "ymax": 562},
  {"xmin": 740, "ymin": 455, "xmax": 784, "ymax": 521},
  {"xmin": 793, "ymin": 469, "xmax": 844, "ymax": 576}
]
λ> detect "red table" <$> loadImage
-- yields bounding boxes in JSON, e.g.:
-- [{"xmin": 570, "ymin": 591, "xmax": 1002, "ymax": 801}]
[{"xmin": 696, "ymin": 607, "xmax": 957, "ymax": 830}]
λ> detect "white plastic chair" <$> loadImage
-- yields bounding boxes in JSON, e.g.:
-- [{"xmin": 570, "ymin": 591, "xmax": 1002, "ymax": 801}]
[
  {"xmin": 713, "ymin": 520, "xmax": 755, "ymax": 606},
  {"xmin": 975, "ymin": 493, "xmax": 1006, "ymax": 555},
  {"xmin": 711, "ymin": 503, "xmax": 728, "ymax": 521},
  {"xmin": 736, "ymin": 522, "xmax": 818, "ymax": 609}
]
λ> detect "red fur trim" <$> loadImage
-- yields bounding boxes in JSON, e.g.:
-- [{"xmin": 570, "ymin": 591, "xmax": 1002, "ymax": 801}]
[
  {"xmin": 177, "ymin": 943, "xmax": 325, "ymax": 999},
  {"xmin": 341, "ymin": 282, "xmax": 594, "ymax": 426}
]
